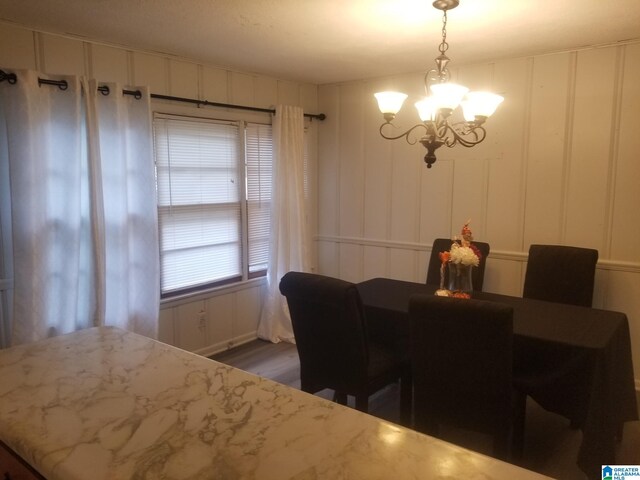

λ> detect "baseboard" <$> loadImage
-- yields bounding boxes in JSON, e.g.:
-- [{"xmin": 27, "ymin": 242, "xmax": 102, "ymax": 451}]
[{"xmin": 194, "ymin": 332, "xmax": 259, "ymax": 358}]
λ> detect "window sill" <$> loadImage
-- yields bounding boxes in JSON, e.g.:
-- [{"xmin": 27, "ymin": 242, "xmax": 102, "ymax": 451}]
[{"xmin": 160, "ymin": 276, "xmax": 267, "ymax": 309}]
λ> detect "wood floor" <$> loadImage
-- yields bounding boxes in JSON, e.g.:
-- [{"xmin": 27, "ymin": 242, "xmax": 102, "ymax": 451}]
[{"xmin": 211, "ymin": 339, "xmax": 640, "ymax": 480}]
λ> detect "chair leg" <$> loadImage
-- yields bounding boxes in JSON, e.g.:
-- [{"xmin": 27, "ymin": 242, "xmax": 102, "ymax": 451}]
[
  {"xmin": 414, "ymin": 411, "xmax": 439, "ymax": 436},
  {"xmin": 333, "ymin": 391, "xmax": 348, "ymax": 405},
  {"xmin": 399, "ymin": 371, "xmax": 412, "ymax": 427},
  {"xmin": 512, "ymin": 392, "xmax": 527, "ymax": 460},
  {"xmin": 493, "ymin": 431, "xmax": 510, "ymax": 461}
]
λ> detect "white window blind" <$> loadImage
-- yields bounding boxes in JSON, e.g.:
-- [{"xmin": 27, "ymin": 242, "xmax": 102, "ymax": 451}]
[
  {"xmin": 154, "ymin": 115, "xmax": 242, "ymax": 294},
  {"xmin": 245, "ymin": 123, "xmax": 272, "ymax": 274}
]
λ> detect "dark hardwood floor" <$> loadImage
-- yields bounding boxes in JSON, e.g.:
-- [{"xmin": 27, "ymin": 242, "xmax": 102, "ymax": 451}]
[{"xmin": 212, "ymin": 339, "xmax": 640, "ymax": 480}]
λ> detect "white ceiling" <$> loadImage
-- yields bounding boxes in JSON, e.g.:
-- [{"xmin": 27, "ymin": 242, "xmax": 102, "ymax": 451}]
[{"xmin": 1, "ymin": 0, "xmax": 640, "ymax": 85}]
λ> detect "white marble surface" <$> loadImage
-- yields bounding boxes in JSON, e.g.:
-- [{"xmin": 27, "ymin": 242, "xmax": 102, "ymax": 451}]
[{"xmin": 0, "ymin": 327, "xmax": 552, "ymax": 480}]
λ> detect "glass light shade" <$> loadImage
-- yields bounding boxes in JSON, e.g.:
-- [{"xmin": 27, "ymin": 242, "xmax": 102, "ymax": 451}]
[
  {"xmin": 415, "ymin": 98, "xmax": 438, "ymax": 122},
  {"xmin": 374, "ymin": 91, "xmax": 408, "ymax": 114},
  {"xmin": 461, "ymin": 91, "xmax": 504, "ymax": 121},
  {"xmin": 430, "ymin": 83, "xmax": 469, "ymax": 110}
]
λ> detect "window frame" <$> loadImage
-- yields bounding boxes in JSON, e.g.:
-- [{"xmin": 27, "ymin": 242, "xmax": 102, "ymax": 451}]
[{"xmin": 153, "ymin": 112, "xmax": 272, "ymax": 299}]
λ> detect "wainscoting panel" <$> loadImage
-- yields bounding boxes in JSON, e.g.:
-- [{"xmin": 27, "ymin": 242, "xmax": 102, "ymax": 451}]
[
  {"xmin": 611, "ymin": 43, "xmax": 640, "ymax": 263},
  {"xmin": 90, "ymin": 44, "xmax": 129, "ymax": 85},
  {"xmin": 484, "ymin": 58, "xmax": 530, "ymax": 251},
  {"xmin": 205, "ymin": 293, "xmax": 235, "ymax": 354},
  {"xmin": 338, "ymin": 83, "xmax": 366, "ymax": 240},
  {"xmin": 168, "ymin": 58, "xmax": 199, "ymax": 99},
  {"xmin": 0, "ymin": 23, "xmax": 36, "ymax": 69},
  {"xmin": 362, "ymin": 245, "xmax": 387, "ymax": 281},
  {"xmin": 363, "ymin": 82, "xmax": 393, "ymax": 242},
  {"xmin": 317, "ymin": 84, "xmax": 340, "ymax": 238},
  {"xmin": 565, "ymin": 47, "xmax": 618, "ymax": 250},
  {"xmin": 202, "ymin": 65, "xmax": 229, "ymax": 103},
  {"xmin": 338, "ymin": 242, "xmax": 363, "ymax": 283},
  {"xmin": 418, "ymin": 159, "xmax": 455, "ymax": 242},
  {"xmin": 388, "ymin": 248, "xmax": 420, "ymax": 282},
  {"xmin": 132, "ymin": 51, "xmax": 168, "ymax": 94},
  {"xmin": 41, "ymin": 32, "xmax": 85, "ymax": 75},
  {"xmin": 523, "ymin": 53, "xmax": 572, "ymax": 247}
]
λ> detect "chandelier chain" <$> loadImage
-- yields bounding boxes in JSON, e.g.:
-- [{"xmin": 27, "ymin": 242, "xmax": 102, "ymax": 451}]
[{"xmin": 438, "ymin": 10, "xmax": 449, "ymax": 55}]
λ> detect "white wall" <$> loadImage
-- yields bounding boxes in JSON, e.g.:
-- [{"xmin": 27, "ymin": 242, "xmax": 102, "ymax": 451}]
[
  {"xmin": 317, "ymin": 43, "xmax": 640, "ymax": 386},
  {"xmin": 0, "ymin": 21, "xmax": 319, "ymax": 356}
]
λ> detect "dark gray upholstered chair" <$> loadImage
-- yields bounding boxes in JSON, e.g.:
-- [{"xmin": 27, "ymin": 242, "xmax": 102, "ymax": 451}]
[
  {"xmin": 523, "ymin": 244, "xmax": 598, "ymax": 307},
  {"xmin": 409, "ymin": 294, "xmax": 525, "ymax": 460},
  {"xmin": 279, "ymin": 271, "xmax": 411, "ymax": 422},
  {"xmin": 425, "ymin": 238, "xmax": 491, "ymax": 291}
]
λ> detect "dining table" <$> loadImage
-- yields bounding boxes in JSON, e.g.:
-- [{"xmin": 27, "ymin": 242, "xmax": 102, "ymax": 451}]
[{"xmin": 357, "ymin": 277, "xmax": 638, "ymax": 480}]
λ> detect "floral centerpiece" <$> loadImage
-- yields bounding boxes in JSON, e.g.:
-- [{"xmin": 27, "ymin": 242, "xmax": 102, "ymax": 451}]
[{"xmin": 435, "ymin": 221, "xmax": 482, "ymax": 298}]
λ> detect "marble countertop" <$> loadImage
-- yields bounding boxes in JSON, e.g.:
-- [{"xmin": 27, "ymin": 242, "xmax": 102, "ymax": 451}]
[{"xmin": 0, "ymin": 326, "xmax": 551, "ymax": 480}]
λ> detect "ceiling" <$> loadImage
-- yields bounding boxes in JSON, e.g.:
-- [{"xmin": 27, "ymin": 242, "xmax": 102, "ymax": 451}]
[{"xmin": 1, "ymin": 0, "xmax": 640, "ymax": 85}]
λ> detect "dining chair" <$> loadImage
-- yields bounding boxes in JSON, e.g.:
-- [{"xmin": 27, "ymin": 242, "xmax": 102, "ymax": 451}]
[
  {"xmin": 425, "ymin": 238, "xmax": 491, "ymax": 291},
  {"xmin": 279, "ymin": 271, "xmax": 411, "ymax": 423},
  {"xmin": 523, "ymin": 244, "xmax": 598, "ymax": 307},
  {"xmin": 409, "ymin": 294, "xmax": 526, "ymax": 460}
]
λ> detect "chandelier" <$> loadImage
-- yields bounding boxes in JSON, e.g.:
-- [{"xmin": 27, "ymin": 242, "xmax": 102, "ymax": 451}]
[{"xmin": 374, "ymin": 0, "xmax": 503, "ymax": 168}]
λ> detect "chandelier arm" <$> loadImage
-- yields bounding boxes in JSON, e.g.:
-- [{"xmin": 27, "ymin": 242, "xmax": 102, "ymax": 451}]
[
  {"xmin": 379, "ymin": 122, "xmax": 430, "ymax": 146},
  {"xmin": 440, "ymin": 122, "xmax": 488, "ymax": 148}
]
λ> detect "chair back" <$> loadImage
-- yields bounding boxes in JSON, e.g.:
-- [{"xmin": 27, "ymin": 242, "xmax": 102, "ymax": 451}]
[
  {"xmin": 426, "ymin": 238, "xmax": 490, "ymax": 291},
  {"xmin": 523, "ymin": 244, "xmax": 598, "ymax": 307},
  {"xmin": 279, "ymin": 271, "xmax": 369, "ymax": 394},
  {"xmin": 409, "ymin": 295, "xmax": 514, "ymax": 437}
]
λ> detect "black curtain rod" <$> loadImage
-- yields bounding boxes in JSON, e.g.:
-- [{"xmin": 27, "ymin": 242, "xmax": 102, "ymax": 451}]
[
  {"xmin": 0, "ymin": 70, "xmax": 326, "ymax": 121},
  {"xmin": 150, "ymin": 93, "xmax": 325, "ymax": 121}
]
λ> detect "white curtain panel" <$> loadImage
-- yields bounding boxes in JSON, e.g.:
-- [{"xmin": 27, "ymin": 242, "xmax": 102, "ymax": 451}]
[
  {"xmin": 0, "ymin": 71, "xmax": 95, "ymax": 345},
  {"xmin": 92, "ymin": 81, "xmax": 159, "ymax": 338},
  {"xmin": 257, "ymin": 105, "xmax": 311, "ymax": 343},
  {"xmin": 0, "ymin": 70, "xmax": 159, "ymax": 346}
]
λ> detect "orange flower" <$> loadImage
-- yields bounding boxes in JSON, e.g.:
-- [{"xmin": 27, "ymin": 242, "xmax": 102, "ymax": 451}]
[
  {"xmin": 439, "ymin": 251, "xmax": 450, "ymax": 264},
  {"xmin": 452, "ymin": 292, "xmax": 471, "ymax": 299}
]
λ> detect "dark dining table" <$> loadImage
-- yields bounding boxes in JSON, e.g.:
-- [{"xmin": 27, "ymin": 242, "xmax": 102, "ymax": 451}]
[{"xmin": 357, "ymin": 277, "xmax": 638, "ymax": 480}]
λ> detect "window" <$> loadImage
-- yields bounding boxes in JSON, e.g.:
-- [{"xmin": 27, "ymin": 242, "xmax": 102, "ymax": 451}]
[
  {"xmin": 153, "ymin": 114, "xmax": 272, "ymax": 297},
  {"xmin": 245, "ymin": 123, "xmax": 273, "ymax": 275}
]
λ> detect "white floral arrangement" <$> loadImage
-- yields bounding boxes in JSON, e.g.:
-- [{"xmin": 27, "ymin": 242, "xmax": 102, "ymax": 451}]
[
  {"xmin": 435, "ymin": 220, "xmax": 482, "ymax": 298},
  {"xmin": 449, "ymin": 242, "xmax": 480, "ymax": 266}
]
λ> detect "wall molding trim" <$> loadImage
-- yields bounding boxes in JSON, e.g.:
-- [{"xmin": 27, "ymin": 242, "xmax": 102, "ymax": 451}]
[{"xmin": 315, "ymin": 235, "xmax": 640, "ymax": 273}]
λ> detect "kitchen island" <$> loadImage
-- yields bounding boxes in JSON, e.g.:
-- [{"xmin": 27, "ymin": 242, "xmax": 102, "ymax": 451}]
[{"xmin": 0, "ymin": 326, "xmax": 551, "ymax": 479}]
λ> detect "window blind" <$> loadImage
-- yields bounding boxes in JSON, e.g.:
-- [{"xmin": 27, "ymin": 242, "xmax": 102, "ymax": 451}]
[
  {"xmin": 154, "ymin": 115, "xmax": 242, "ymax": 294},
  {"xmin": 245, "ymin": 123, "xmax": 273, "ymax": 274}
]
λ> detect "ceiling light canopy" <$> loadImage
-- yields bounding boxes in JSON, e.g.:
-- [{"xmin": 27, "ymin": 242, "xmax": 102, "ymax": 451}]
[{"xmin": 374, "ymin": 0, "xmax": 503, "ymax": 168}]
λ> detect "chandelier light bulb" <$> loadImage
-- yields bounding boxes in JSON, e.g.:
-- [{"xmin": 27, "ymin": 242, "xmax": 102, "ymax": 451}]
[
  {"xmin": 461, "ymin": 91, "xmax": 504, "ymax": 121},
  {"xmin": 374, "ymin": 91, "xmax": 408, "ymax": 117},
  {"xmin": 415, "ymin": 98, "xmax": 438, "ymax": 122},
  {"xmin": 430, "ymin": 83, "xmax": 469, "ymax": 111}
]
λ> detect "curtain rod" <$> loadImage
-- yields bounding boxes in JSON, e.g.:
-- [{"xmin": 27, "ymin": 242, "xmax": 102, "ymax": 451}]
[{"xmin": 0, "ymin": 70, "xmax": 326, "ymax": 121}]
